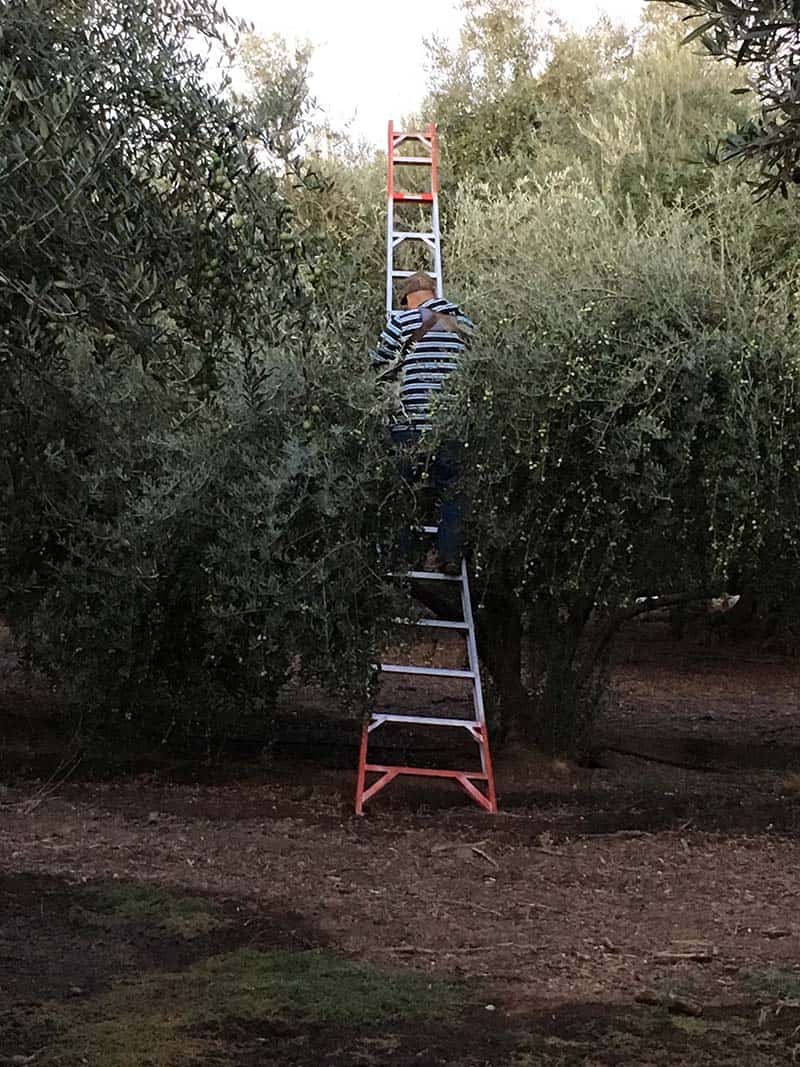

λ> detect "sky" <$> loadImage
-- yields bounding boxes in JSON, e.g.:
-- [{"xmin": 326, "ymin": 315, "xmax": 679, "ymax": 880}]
[{"xmin": 227, "ymin": 0, "xmax": 646, "ymax": 144}]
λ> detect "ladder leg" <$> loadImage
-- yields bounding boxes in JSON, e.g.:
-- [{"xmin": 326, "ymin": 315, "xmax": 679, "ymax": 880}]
[
  {"xmin": 478, "ymin": 727, "xmax": 498, "ymax": 814},
  {"xmin": 455, "ymin": 772, "xmax": 494, "ymax": 812},
  {"xmin": 460, "ymin": 560, "xmax": 488, "ymax": 775},
  {"xmin": 355, "ymin": 722, "xmax": 369, "ymax": 815},
  {"xmin": 475, "ymin": 694, "xmax": 488, "ymax": 776}
]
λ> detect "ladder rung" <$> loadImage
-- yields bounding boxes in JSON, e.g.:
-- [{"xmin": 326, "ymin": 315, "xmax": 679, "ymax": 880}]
[
  {"xmin": 391, "ymin": 270, "xmax": 442, "ymax": 281},
  {"xmin": 365, "ymin": 765, "xmax": 488, "ymax": 781},
  {"xmin": 412, "ymin": 619, "xmax": 469, "ymax": 630},
  {"xmin": 370, "ymin": 714, "xmax": 483, "ymax": 729},
  {"xmin": 394, "ymin": 570, "xmax": 461, "ymax": 582},
  {"xmin": 365, "ymin": 766, "xmax": 488, "ymax": 781},
  {"xmin": 393, "ymin": 193, "xmax": 434, "ymax": 203},
  {"xmin": 393, "ymin": 156, "xmax": 432, "ymax": 166},
  {"xmin": 392, "ymin": 231, "xmax": 437, "ymax": 243},
  {"xmin": 379, "ymin": 664, "xmax": 474, "ymax": 679}
]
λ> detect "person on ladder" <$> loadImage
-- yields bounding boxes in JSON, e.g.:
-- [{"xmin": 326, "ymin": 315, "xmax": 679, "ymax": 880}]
[{"xmin": 370, "ymin": 270, "xmax": 474, "ymax": 576}]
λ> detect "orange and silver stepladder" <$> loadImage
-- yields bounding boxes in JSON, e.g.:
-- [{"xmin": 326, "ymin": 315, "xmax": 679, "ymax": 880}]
[{"xmin": 355, "ymin": 122, "xmax": 498, "ymax": 816}]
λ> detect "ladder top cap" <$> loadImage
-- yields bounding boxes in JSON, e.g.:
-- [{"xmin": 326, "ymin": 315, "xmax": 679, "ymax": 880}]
[{"xmin": 389, "ymin": 122, "xmax": 436, "ymax": 133}]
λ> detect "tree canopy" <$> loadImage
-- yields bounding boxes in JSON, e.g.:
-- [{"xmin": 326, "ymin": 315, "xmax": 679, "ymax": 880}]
[{"xmin": 657, "ymin": 0, "xmax": 800, "ymax": 196}]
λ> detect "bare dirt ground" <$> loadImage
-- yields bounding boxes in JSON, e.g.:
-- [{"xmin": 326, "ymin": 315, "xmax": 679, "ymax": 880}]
[{"xmin": 1, "ymin": 622, "xmax": 800, "ymax": 1064}]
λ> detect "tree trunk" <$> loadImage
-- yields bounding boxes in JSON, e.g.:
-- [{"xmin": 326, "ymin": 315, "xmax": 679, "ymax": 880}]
[
  {"xmin": 528, "ymin": 594, "xmax": 600, "ymax": 755},
  {"xmin": 475, "ymin": 589, "xmax": 531, "ymax": 739}
]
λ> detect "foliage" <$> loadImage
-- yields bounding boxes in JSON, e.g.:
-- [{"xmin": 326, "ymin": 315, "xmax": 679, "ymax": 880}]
[
  {"xmin": 0, "ymin": 0, "xmax": 402, "ymax": 739},
  {"xmin": 556, "ymin": 11, "xmax": 753, "ymax": 207},
  {"xmin": 422, "ymin": 0, "xmax": 544, "ymax": 187},
  {"xmin": 657, "ymin": 0, "xmax": 800, "ymax": 197},
  {"xmin": 237, "ymin": 31, "xmax": 316, "ymax": 163},
  {"xmin": 535, "ymin": 17, "xmax": 633, "ymax": 114},
  {"xmin": 424, "ymin": 5, "xmax": 751, "ymax": 206},
  {"xmin": 439, "ymin": 176, "xmax": 800, "ymax": 748}
]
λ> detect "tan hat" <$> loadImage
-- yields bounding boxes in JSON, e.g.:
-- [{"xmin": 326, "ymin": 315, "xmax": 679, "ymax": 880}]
[{"xmin": 400, "ymin": 271, "xmax": 437, "ymax": 305}]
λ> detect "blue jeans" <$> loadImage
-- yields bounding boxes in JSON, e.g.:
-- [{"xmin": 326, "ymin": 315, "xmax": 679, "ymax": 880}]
[{"xmin": 390, "ymin": 426, "xmax": 465, "ymax": 566}]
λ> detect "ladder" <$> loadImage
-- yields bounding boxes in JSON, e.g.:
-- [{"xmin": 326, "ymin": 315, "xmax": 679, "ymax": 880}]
[
  {"xmin": 385, "ymin": 120, "xmax": 443, "ymax": 314},
  {"xmin": 355, "ymin": 122, "xmax": 498, "ymax": 815}
]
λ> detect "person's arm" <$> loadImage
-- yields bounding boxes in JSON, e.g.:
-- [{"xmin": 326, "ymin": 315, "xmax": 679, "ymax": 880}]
[{"xmin": 370, "ymin": 313, "xmax": 410, "ymax": 381}]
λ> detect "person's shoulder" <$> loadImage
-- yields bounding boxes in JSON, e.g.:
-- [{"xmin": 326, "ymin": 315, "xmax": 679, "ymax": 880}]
[
  {"xmin": 392, "ymin": 307, "xmax": 424, "ymax": 330},
  {"xmin": 440, "ymin": 303, "xmax": 475, "ymax": 335},
  {"xmin": 435, "ymin": 296, "xmax": 474, "ymax": 323}
]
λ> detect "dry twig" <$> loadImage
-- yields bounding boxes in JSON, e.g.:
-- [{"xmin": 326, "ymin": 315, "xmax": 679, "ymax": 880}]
[
  {"xmin": 441, "ymin": 898, "xmax": 503, "ymax": 918},
  {"xmin": 18, "ymin": 751, "xmax": 81, "ymax": 815},
  {"xmin": 471, "ymin": 845, "xmax": 499, "ymax": 868}
]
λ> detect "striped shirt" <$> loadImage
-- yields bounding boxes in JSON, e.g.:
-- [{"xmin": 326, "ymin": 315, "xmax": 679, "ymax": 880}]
[{"xmin": 370, "ymin": 297, "xmax": 474, "ymax": 431}]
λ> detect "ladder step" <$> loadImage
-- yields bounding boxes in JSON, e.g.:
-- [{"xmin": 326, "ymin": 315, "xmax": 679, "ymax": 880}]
[
  {"xmin": 370, "ymin": 714, "xmax": 483, "ymax": 729},
  {"xmin": 393, "ymin": 192, "xmax": 434, "ymax": 203},
  {"xmin": 379, "ymin": 664, "xmax": 475, "ymax": 679},
  {"xmin": 392, "ymin": 156, "xmax": 433, "ymax": 165},
  {"xmin": 392, "ymin": 231, "xmax": 437, "ymax": 243}
]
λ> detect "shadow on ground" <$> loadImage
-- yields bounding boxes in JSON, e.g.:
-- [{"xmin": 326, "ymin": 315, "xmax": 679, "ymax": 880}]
[{"xmin": 2, "ymin": 873, "xmax": 798, "ymax": 1066}]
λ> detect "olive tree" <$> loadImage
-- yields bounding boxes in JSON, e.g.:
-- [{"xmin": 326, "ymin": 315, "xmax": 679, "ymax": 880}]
[
  {"xmin": 0, "ymin": 0, "xmax": 403, "ymax": 741},
  {"xmin": 422, "ymin": 0, "xmax": 544, "ymax": 187},
  {"xmin": 438, "ymin": 176, "xmax": 800, "ymax": 751}
]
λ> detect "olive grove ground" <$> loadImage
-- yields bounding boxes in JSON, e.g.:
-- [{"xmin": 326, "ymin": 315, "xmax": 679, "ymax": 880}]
[{"xmin": 1, "ymin": 623, "xmax": 799, "ymax": 1065}]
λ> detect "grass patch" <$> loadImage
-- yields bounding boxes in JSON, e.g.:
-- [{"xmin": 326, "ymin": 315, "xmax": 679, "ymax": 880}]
[
  {"xmin": 73, "ymin": 881, "xmax": 222, "ymax": 937},
  {"xmin": 199, "ymin": 947, "xmax": 462, "ymax": 1025},
  {"xmin": 743, "ymin": 966, "xmax": 800, "ymax": 1001},
  {"xmin": 35, "ymin": 947, "xmax": 463, "ymax": 1066},
  {"xmin": 670, "ymin": 1015, "xmax": 709, "ymax": 1035},
  {"xmin": 52, "ymin": 1007, "xmax": 210, "ymax": 1067}
]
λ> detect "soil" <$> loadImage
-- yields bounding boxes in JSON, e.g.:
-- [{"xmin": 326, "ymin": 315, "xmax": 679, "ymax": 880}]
[{"xmin": 1, "ymin": 621, "xmax": 800, "ymax": 1064}]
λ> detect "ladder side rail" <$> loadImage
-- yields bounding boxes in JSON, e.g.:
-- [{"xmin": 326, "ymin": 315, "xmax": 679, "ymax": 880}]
[
  {"xmin": 388, "ymin": 120, "xmax": 398, "ymax": 313},
  {"xmin": 387, "ymin": 119, "xmax": 395, "ymax": 198},
  {"xmin": 431, "ymin": 194, "xmax": 444, "ymax": 299},
  {"xmin": 458, "ymin": 564, "xmax": 488, "ymax": 776},
  {"xmin": 429, "ymin": 121, "xmax": 440, "ymax": 195},
  {"xmin": 460, "ymin": 562, "xmax": 487, "ymax": 728},
  {"xmin": 386, "ymin": 199, "xmax": 395, "ymax": 316},
  {"xmin": 429, "ymin": 123, "xmax": 444, "ymax": 298}
]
